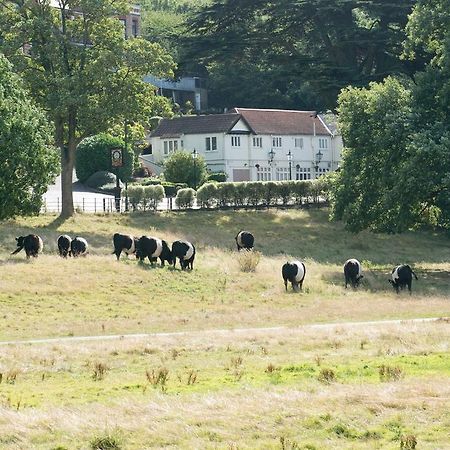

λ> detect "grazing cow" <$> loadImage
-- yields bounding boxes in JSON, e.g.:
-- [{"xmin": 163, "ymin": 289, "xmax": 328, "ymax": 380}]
[
  {"xmin": 71, "ymin": 237, "xmax": 88, "ymax": 257},
  {"xmin": 344, "ymin": 258, "xmax": 363, "ymax": 288},
  {"xmin": 136, "ymin": 236, "xmax": 173, "ymax": 266},
  {"xmin": 282, "ymin": 260, "xmax": 306, "ymax": 292},
  {"xmin": 11, "ymin": 234, "xmax": 43, "ymax": 258},
  {"xmin": 389, "ymin": 264, "xmax": 418, "ymax": 294},
  {"xmin": 172, "ymin": 240, "xmax": 196, "ymax": 270},
  {"xmin": 235, "ymin": 230, "xmax": 254, "ymax": 251},
  {"xmin": 113, "ymin": 233, "xmax": 138, "ymax": 260},
  {"xmin": 57, "ymin": 235, "xmax": 72, "ymax": 258}
]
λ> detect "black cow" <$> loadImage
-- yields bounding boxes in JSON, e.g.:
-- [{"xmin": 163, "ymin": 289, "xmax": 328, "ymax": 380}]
[
  {"xmin": 282, "ymin": 260, "xmax": 306, "ymax": 292},
  {"xmin": 57, "ymin": 235, "xmax": 72, "ymax": 258},
  {"xmin": 389, "ymin": 264, "xmax": 418, "ymax": 294},
  {"xmin": 71, "ymin": 237, "xmax": 88, "ymax": 257},
  {"xmin": 11, "ymin": 234, "xmax": 43, "ymax": 258},
  {"xmin": 113, "ymin": 233, "xmax": 138, "ymax": 260},
  {"xmin": 172, "ymin": 240, "xmax": 196, "ymax": 270},
  {"xmin": 235, "ymin": 230, "xmax": 254, "ymax": 251},
  {"xmin": 136, "ymin": 236, "xmax": 173, "ymax": 266},
  {"xmin": 344, "ymin": 258, "xmax": 363, "ymax": 288}
]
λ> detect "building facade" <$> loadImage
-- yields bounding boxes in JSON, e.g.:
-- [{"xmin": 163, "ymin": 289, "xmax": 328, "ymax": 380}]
[{"xmin": 147, "ymin": 108, "xmax": 342, "ymax": 182}]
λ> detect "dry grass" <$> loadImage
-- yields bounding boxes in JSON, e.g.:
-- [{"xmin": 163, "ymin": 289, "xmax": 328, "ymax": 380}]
[{"xmin": 237, "ymin": 250, "xmax": 261, "ymax": 272}]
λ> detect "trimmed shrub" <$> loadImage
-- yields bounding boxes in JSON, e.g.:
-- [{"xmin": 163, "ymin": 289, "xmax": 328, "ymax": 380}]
[
  {"xmin": 246, "ymin": 182, "xmax": 265, "ymax": 206},
  {"xmin": 208, "ymin": 171, "xmax": 228, "ymax": 182},
  {"xmin": 175, "ymin": 188, "xmax": 196, "ymax": 209},
  {"xmin": 216, "ymin": 182, "xmax": 235, "ymax": 207},
  {"xmin": 264, "ymin": 181, "xmax": 279, "ymax": 206},
  {"xmin": 75, "ymin": 133, "xmax": 134, "ymax": 183},
  {"xmin": 290, "ymin": 180, "xmax": 309, "ymax": 205},
  {"xmin": 85, "ymin": 171, "xmax": 123, "ymax": 193},
  {"xmin": 143, "ymin": 185, "xmax": 165, "ymax": 211},
  {"xmin": 197, "ymin": 182, "xmax": 218, "ymax": 208},
  {"xmin": 164, "ymin": 151, "xmax": 208, "ymax": 188},
  {"xmin": 232, "ymin": 182, "xmax": 247, "ymax": 207},
  {"xmin": 126, "ymin": 185, "xmax": 144, "ymax": 211},
  {"xmin": 140, "ymin": 179, "xmax": 187, "ymax": 197},
  {"xmin": 277, "ymin": 181, "xmax": 292, "ymax": 205}
]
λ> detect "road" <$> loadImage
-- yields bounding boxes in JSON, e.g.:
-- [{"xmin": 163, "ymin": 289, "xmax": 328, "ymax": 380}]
[{"xmin": 0, "ymin": 317, "xmax": 446, "ymax": 347}]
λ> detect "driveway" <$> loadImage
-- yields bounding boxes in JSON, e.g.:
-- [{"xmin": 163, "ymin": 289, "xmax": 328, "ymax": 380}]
[{"xmin": 43, "ymin": 172, "xmax": 116, "ymax": 213}]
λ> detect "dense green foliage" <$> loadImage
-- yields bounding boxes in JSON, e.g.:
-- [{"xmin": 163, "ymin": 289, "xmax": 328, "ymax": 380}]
[
  {"xmin": 75, "ymin": 134, "xmax": 134, "ymax": 183},
  {"xmin": 0, "ymin": 54, "xmax": 59, "ymax": 219},
  {"xmin": 127, "ymin": 184, "xmax": 165, "ymax": 210},
  {"xmin": 182, "ymin": 0, "xmax": 420, "ymax": 110},
  {"xmin": 331, "ymin": 0, "xmax": 450, "ymax": 232},
  {"xmin": 175, "ymin": 187, "xmax": 196, "ymax": 208},
  {"xmin": 0, "ymin": 0, "xmax": 175, "ymax": 217},
  {"xmin": 163, "ymin": 151, "xmax": 208, "ymax": 188}
]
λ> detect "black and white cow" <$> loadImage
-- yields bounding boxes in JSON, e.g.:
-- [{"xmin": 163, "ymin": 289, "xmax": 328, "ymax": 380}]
[
  {"xmin": 389, "ymin": 264, "xmax": 418, "ymax": 294},
  {"xmin": 235, "ymin": 230, "xmax": 254, "ymax": 251},
  {"xmin": 172, "ymin": 240, "xmax": 196, "ymax": 270},
  {"xmin": 344, "ymin": 258, "xmax": 363, "ymax": 288},
  {"xmin": 282, "ymin": 260, "xmax": 306, "ymax": 292},
  {"xmin": 11, "ymin": 234, "xmax": 43, "ymax": 258},
  {"xmin": 57, "ymin": 235, "xmax": 72, "ymax": 258},
  {"xmin": 113, "ymin": 233, "xmax": 138, "ymax": 260},
  {"xmin": 71, "ymin": 237, "xmax": 88, "ymax": 257},
  {"xmin": 136, "ymin": 236, "xmax": 173, "ymax": 266}
]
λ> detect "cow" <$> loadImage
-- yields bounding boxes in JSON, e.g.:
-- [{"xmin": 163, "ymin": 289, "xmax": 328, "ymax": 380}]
[
  {"xmin": 344, "ymin": 258, "xmax": 363, "ymax": 288},
  {"xmin": 172, "ymin": 240, "xmax": 196, "ymax": 270},
  {"xmin": 136, "ymin": 236, "xmax": 173, "ymax": 266},
  {"xmin": 113, "ymin": 233, "xmax": 138, "ymax": 261},
  {"xmin": 71, "ymin": 237, "xmax": 88, "ymax": 257},
  {"xmin": 235, "ymin": 230, "xmax": 254, "ymax": 251},
  {"xmin": 57, "ymin": 235, "xmax": 72, "ymax": 258},
  {"xmin": 389, "ymin": 264, "xmax": 418, "ymax": 294},
  {"xmin": 11, "ymin": 234, "xmax": 43, "ymax": 258},
  {"xmin": 282, "ymin": 260, "xmax": 306, "ymax": 292}
]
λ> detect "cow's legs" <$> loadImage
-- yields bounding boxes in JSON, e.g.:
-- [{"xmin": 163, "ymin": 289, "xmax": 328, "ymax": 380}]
[{"xmin": 284, "ymin": 280, "xmax": 288, "ymax": 291}]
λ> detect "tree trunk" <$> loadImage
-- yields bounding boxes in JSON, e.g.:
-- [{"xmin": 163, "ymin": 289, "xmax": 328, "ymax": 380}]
[{"xmin": 59, "ymin": 110, "xmax": 77, "ymax": 218}]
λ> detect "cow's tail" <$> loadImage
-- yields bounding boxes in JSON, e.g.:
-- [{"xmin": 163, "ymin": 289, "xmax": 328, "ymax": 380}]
[{"xmin": 412, "ymin": 270, "xmax": 418, "ymax": 280}]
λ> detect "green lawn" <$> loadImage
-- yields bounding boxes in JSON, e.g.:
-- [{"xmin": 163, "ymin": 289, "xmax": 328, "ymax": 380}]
[{"xmin": 0, "ymin": 209, "xmax": 448, "ymax": 449}]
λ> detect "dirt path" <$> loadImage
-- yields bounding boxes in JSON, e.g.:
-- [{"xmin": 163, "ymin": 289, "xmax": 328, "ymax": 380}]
[{"xmin": 0, "ymin": 317, "xmax": 447, "ymax": 347}]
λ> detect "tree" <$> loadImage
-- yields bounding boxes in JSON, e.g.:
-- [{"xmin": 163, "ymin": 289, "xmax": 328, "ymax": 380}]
[
  {"xmin": 75, "ymin": 133, "xmax": 134, "ymax": 182},
  {"xmin": 0, "ymin": 53, "xmax": 59, "ymax": 219},
  {"xmin": 163, "ymin": 151, "xmax": 208, "ymax": 188},
  {"xmin": 182, "ymin": 0, "xmax": 420, "ymax": 110},
  {"xmin": 0, "ymin": 0, "xmax": 175, "ymax": 217}
]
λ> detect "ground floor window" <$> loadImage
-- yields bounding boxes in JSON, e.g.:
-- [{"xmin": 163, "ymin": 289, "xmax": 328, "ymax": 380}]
[
  {"xmin": 296, "ymin": 167, "xmax": 311, "ymax": 180},
  {"xmin": 163, "ymin": 139, "xmax": 179, "ymax": 155},
  {"xmin": 316, "ymin": 167, "xmax": 329, "ymax": 177},
  {"xmin": 256, "ymin": 166, "xmax": 272, "ymax": 181},
  {"xmin": 276, "ymin": 167, "xmax": 290, "ymax": 181}
]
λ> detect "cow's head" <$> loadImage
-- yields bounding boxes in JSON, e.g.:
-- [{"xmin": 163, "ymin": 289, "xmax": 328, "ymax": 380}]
[
  {"xmin": 355, "ymin": 274, "xmax": 364, "ymax": 286},
  {"xmin": 15, "ymin": 236, "xmax": 25, "ymax": 248},
  {"xmin": 161, "ymin": 240, "xmax": 174, "ymax": 265}
]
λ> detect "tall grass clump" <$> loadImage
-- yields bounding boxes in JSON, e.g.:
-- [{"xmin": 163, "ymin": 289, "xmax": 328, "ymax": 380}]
[
  {"xmin": 237, "ymin": 250, "xmax": 261, "ymax": 272},
  {"xmin": 379, "ymin": 365, "xmax": 403, "ymax": 382},
  {"xmin": 90, "ymin": 431, "xmax": 122, "ymax": 450}
]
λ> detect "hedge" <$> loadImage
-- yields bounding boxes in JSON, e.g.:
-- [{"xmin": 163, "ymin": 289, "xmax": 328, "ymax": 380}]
[
  {"xmin": 126, "ymin": 184, "xmax": 165, "ymax": 211},
  {"xmin": 175, "ymin": 188, "xmax": 196, "ymax": 209}
]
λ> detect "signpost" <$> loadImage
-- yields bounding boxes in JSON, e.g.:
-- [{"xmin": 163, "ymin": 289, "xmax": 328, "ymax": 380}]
[{"xmin": 111, "ymin": 148, "xmax": 123, "ymax": 212}]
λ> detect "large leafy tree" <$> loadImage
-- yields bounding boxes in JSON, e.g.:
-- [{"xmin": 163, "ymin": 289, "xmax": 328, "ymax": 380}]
[
  {"xmin": 183, "ymin": 0, "xmax": 420, "ymax": 110},
  {"xmin": 0, "ymin": 53, "xmax": 59, "ymax": 219},
  {"xmin": 0, "ymin": 0, "xmax": 175, "ymax": 217},
  {"xmin": 331, "ymin": 0, "xmax": 450, "ymax": 232},
  {"xmin": 163, "ymin": 151, "xmax": 208, "ymax": 188}
]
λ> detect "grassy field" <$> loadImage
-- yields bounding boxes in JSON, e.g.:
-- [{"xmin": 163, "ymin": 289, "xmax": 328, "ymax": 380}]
[{"xmin": 0, "ymin": 209, "xmax": 449, "ymax": 449}]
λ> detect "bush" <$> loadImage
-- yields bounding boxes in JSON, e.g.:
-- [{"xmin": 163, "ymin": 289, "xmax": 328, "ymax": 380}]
[
  {"xmin": 196, "ymin": 182, "xmax": 218, "ymax": 208},
  {"xmin": 164, "ymin": 151, "xmax": 208, "ymax": 188},
  {"xmin": 208, "ymin": 171, "xmax": 228, "ymax": 182},
  {"xmin": 232, "ymin": 182, "xmax": 247, "ymax": 207},
  {"xmin": 277, "ymin": 182, "xmax": 292, "ymax": 205},
  {"xmin": 139, "ymin": 179, "xmax": 187, "ymax": 197},
  {"xmin": 143, "ymin": 185, "xmax": 165, "ymax": 211},
  {"xmin": 76, "ymin": 133, "xmax": 134, "ymax": 183},
  {"xmin": 126, "ymin": 185, "xmax": 144, "ymax": 211},
  {"xmin": 264, "ymin": 181, "xmax": 279, "ymax": 206},
  {"xmin": 175, "ymin": 188, "xmax": 196, "ymax": 208},
  {"xmin": 246, "ymin": 182, "xmax": 265, "ymax": 206},
  {"xmin": 290, "ymin": 180, "xmax": 309, "ymax": 205},
  {"xmin": 85, "ymin": 171, "xmax": 123, "ymax": 193},
  {"xmin": 216, "ymin": 182, "xmax": 235, "ymax": 207},
  {"xmin": 237, "ymin": 250, "xmax": 261, "ymax": 272}
]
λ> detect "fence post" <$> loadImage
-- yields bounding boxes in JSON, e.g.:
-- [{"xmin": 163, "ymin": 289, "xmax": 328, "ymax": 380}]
[
  {"xmin": 103, "ymin": 198, "xmax": 106, "ymax": 213},
  {"xmin": 82, "ymin": 197, "xmax": 85, "ymax": 212},
  {"xmin": 94, "ymin": 198, "xmax": 96, "ymax": 213},
  {"xmin": 57, "ymin": 197, "xmax": 60, "ymax": 213}
]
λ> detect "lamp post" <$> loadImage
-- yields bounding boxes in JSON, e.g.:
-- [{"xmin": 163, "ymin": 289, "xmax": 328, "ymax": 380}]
[
  {"xmin": 111, "ymin": 147, "xmax": 123, "ymax": 212},
  {"xmin": 268, "ymin": 149, "xmax": 275, "ymax": 165},
  {"xmin": 314, "ymin": 149, "xmax": 323, "ymax": 178},
  {"xmin": 287, "ymin": 149, "xmax": 293, "ymax": 180},
  {"xmin": 192, "ymin": 148, "xmax": 198, "ymax": 189}
]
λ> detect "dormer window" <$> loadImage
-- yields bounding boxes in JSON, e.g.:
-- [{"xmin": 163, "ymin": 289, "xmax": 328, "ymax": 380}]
[{"xmin": 318, "ymin": 138, "xmax": 328, "ymax": 149}]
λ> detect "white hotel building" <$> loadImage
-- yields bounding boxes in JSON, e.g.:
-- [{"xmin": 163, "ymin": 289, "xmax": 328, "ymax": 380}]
[{"xmin": 145, "ymin": 108, "xmax": 343, "ymax": 182}]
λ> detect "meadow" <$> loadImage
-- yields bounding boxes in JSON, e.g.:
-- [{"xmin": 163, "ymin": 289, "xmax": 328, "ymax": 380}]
[{"xmin": 0, "ymin": 209, "xmax": 449, "ymax": 449}]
